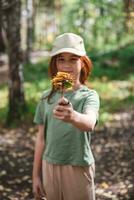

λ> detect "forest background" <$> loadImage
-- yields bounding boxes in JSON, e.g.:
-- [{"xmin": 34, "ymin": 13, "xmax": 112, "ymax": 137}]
[{"xmin": 0, "ymin": 0, "xmax": 134, "ymax": 199}]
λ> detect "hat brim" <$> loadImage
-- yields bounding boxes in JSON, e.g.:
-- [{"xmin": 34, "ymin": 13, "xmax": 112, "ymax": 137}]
[{"xmin": 50, "ymin": 48, "xmax": 86, "ymax": 57}]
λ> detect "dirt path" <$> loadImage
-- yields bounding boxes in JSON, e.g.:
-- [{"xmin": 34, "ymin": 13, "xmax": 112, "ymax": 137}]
[
  {"xmin": 0, "ymin": 110, "xmax": 134, "ymax": 200},
  {"xmin": 93, "ymin": 110, "xmax": 134, "ymax": 200}
]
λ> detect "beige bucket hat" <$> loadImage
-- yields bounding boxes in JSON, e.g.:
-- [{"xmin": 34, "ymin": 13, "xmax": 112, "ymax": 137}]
[{"xmin": 50, "ymin": 33, "xmax": 86, "ymax": 57}]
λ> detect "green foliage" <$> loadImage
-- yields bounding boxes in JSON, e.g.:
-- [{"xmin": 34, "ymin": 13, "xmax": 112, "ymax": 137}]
[
  {"xmin": 30, "ymin": 0, "xmax": 134, "ymax": 54},
  {"xmin": 117, "ymin": 45, "xmax": 134, "ymax": 68},
  {"xmin": 54, "ymin": 0, "xmax": 133, "ymax": 52},
  {"xmin": 24, "ymin": 59, "xmax": 49, "ymax": 81},
  {"xmin": 90, "ymin": 44, "xmax": 134, "ymax": 80},
  {"xmin": 90, "ymin": 44, "xmax": 134, "ymax": 125}
]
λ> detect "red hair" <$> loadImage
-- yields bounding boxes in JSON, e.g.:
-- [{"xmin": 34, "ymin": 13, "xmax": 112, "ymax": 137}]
[
  {"xmin": 48, "ymin": 55, "xmax": 92, "ymax": 84},
  {"xmin": 80, "ymin": 56, "xmax": 92, "ymax": 84}
]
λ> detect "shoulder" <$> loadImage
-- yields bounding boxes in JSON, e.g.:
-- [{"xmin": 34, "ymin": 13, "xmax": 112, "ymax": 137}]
[
  {"xmin": 88, "ymin": 89, "xmax": 99, "ymax": 98},
  {"xmin": 82, "ymin": 87, "xmax": 100, "ymax": 112},
  {"xmin": 80, "ymin": 86, "xmax": 99, "ymax": 98}
]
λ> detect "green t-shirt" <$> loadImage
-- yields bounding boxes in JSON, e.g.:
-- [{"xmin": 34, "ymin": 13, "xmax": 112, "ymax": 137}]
[{"xmin": 34, "ymin": 85, "xmax": 100, "ymax": 166}]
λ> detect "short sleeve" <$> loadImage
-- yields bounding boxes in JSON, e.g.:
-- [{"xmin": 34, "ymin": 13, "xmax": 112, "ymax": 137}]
[
  {"xmin": 33, "ymin": 89, "xmax": 51, "ymax": 124},
  {"xmin": 33, "ymin": 100, "xmax": 44, "ymax": 124},
  {"xmin": 83, "ymin": 90, "xmax": 100, "ymax": 118}
]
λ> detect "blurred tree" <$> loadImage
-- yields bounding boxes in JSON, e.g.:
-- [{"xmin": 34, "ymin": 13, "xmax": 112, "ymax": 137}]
[
  {"xmin": 26, "ymin": 0, "xmax": 36, "ymax": 62},
  {"xmin": 0, "ymin": 3, "xmax": 5, "ymax": 52},
  {"xmin": 1, "ymin": 0, "xmax": 26, "ymax": 124},
  {"xmin": 56, "ymin": 0, "xmax": 134, "ymax": 51},
  {"xmin": 43, "ymin": 0, "xmax": 54, "ymax": 8},
  {"xmin": 54, "ymin": 0, "xmax": 62, "ymax": 34},
  {"xmin": 19, "ymin": 0, "xmax": 134, "ymax": 52},
  {"xmin": 34, "ymin": 0, "xmax": 59, "ymax": 48},
  {"xmin": 123, "ymin": 0, "xmax": 134, "ymax": 33}
]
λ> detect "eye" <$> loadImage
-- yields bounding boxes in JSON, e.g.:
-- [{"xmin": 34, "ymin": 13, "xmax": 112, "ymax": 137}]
[
  {"xmin": 57, "ymin": 57, "xmax": 64, "ymax": 62},
  {"xmin": 71, "ymin": 57, "xmax": 78, "ymax": 62}
]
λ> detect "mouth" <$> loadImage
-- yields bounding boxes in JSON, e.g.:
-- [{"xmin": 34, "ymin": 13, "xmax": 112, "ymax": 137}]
[{"xmin": 60, "ymin": 71, "xmax": 73, "ymax": 74}]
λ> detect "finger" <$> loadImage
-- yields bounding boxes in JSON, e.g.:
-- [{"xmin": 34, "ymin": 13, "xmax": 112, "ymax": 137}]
[
  {"xmin": 55, "ymin": 109, "xmax": 71, "ymax": 120},
  {"xmin": 34, "ymin": 192, "xmax": 40, "ymax": 200},
  {"xmin": 58, "ymin": 97, "xmax": 69, "ymax": 105},
  {"xmin": 59, "ymin": 100, "xmax": 70, "ymax": 106},
  {"xmin": 39, "ymin": 183, "xmax": 45, "ymax": 196},
  {"xmin": 54, "ymin": 105, "xmax": 64, "ymax": 112},
  {"xmin": 33, "ymin": 189, "xmax": 39, "ymax": 198},
  {"xmin": 33, "ymin": 186, "xmax": 43, "ymax": 199},
  {"xmin": 54, "ymin": 115, "xmax": 65, "ymax": 120},
  {"xmin": 53, "ymin": 107, "xmax": 64, "ymax": 116},
  {"xmin": 53, "ymin": 108, "xmax": 66, "ymax": 118},
  {"xmin": 55, "ymin": 104, "xmax": 71, "ymax": 112},
  {"xmin": 54, "ymin": 106, "xmax": 69, "ymax": 115},
  {"xmin": 59, "ymin": 101, "xmax": 72, "ymax": 108},
  {"xmin": 53, "ymin": 110, "xmax": 65, "ymax": 118}
]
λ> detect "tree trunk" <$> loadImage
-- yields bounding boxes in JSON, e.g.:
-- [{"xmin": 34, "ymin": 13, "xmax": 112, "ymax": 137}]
[
  {"xmin": 26, "ymin": 0, "xmax": 36, "ymax": 62},
  {"xmin": 54, "ymin": 0, "xmax": 61, "ymax": 34},
  {"xmin": 123, "ymin": 0, "xmax": 134, "ymax": 33},
  {"xmin": 1, "ymin": 0, "xmax": 26, "ymax": 125},
  {"xmin": 0, "ymin": 3, "xmax": 5, "ymax": 52},
  {"xmin": 81, "ymin": 2, "xmax": 88, "ymax": 33}
]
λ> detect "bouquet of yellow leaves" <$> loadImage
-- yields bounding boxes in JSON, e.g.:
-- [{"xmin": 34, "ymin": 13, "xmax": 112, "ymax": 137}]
[{"xmin": 52, "ymin": 72, "xmax": 74, "ymax": 96}]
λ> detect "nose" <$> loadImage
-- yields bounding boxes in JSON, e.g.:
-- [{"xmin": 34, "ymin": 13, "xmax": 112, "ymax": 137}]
[{"xmin": 61, "ymin": 62, "xmax": 70, "ymax": 70}]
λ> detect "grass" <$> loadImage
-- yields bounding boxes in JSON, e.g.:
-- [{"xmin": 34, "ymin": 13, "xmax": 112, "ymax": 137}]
[{"xmin": 0, "ymin": 45, "xmax": 134, "ymax": 126}]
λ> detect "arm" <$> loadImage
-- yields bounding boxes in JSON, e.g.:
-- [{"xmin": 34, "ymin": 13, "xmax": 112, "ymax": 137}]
[
  {"xmin": 71, "ymin": 109, "xmax": 97, "ymax": 132},
  {"xmin": 33, "ymin": 125, "xmax": 45, "ymax": 199},
  {"xmin": 53, "ymin": 97, "xmax": 97, "ymax": 132}
]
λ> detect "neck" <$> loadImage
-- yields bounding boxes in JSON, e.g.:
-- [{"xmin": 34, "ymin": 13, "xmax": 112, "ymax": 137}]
[{"xmin": 73, "ymin": 81, "xmax": 82, "ymax": 90}]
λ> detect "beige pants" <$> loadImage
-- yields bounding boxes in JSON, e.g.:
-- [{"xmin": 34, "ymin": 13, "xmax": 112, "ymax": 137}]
[{"xmin": 42, "ymin": 160, "xmax": 95, "ymax": 200}]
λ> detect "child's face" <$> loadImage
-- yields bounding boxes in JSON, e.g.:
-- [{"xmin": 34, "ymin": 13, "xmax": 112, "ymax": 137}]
[{"xmin": 56, "ymin": 53, "xmax": 83, "ymax": 82}]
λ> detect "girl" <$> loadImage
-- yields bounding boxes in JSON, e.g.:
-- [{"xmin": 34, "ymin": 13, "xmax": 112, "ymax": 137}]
[{"xmin": 33, "ymin": 33, "xmax": 100, "ymax": 200}]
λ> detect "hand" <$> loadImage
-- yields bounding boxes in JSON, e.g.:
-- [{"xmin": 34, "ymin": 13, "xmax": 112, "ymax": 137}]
[
  {"xmin": 33, "ymin": 176, "xmax": 45, "ymax": 200},
  {"xmin": 53, "ymin": 96, "xmax": 74, "ymax": 123}
]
